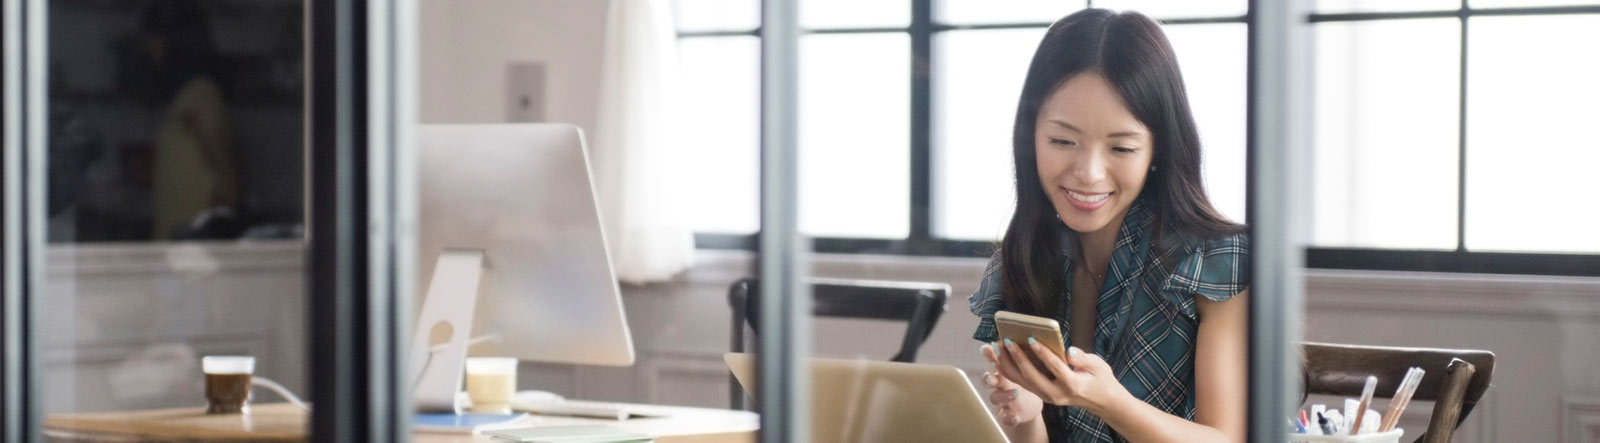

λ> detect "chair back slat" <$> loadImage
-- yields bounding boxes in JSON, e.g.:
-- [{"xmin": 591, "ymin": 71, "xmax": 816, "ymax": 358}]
[
  {"xmin": 727, "ymin": 277, "xmax": 951, "ymax": 409},
  {"xmin": 1303, "ymin": 342, "xmax": 1495, "ymax": 443}
]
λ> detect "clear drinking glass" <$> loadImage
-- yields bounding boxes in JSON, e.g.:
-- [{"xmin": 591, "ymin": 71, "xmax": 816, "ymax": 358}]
[{"xmin": 464, "ymin": 357, "xmax": 518, "ymax": 414}]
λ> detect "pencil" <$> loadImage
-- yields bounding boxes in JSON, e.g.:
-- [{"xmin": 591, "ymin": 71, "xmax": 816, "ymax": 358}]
[
  {"xmin": 1381, "ymin": 367, "xmax": 1425, "ymax": 432},
  {"xmin": 1351, "ymin": 375, "xmax": 1377, "ymax": 434}
]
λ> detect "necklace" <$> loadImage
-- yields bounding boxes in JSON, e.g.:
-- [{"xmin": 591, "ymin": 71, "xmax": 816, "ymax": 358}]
[{"xmin": 1080, "ymin": 262, "xmax": 1107, "ymax": 288}]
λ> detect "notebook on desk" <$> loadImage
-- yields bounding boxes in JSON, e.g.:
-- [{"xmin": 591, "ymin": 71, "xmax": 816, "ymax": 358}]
[
  {"xmin": 414, "ymin": 412, "xmax": 534, "ymax": 434},
  {"xmin": 724, "ymin": 353, "xmax": 1008, "ymax": 443},
  {"xmin": 483, "ymin": 425, "xmax": 652, "ymax": 442}
]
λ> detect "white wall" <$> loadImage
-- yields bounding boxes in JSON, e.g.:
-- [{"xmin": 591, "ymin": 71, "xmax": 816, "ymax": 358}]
[{"xmin": 419, "ymin": 0, "xmax": 609, "ymax": 133}]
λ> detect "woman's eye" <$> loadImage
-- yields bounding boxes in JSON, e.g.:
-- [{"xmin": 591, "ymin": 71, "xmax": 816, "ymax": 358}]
[
  {"xmin": 1113, "ymin": 146, "xmax": 1137, "ymax": 154},
  {"xmin": 1049, "ymin": 138, "xmax": 1075, "ymax": 147}
]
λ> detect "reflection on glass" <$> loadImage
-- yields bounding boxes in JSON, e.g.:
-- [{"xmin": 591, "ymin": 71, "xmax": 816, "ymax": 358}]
[
  {"xmin": 934, "ymin": 0, "xmax": 1085, "ymax": 25},
  {"xmin": 801, "ymin": 0, "xmax": 910, "ymax": 29},
  {"xmin": 48, "ymin": 1, "xmax": 304, "ymax": 243},
  {"xmin": 963, "ymin": 9, "xmax": 1249, "ymax": 442},
  {"xmin": 39, "ymin": 0, "xmax": 307, "ymax": 439},
  {"xmin": 1092, "ymin": 0, "xmax": 1247, "ymax": 18},
  {"xmin": 933, "ymin": 29, "xmax": 1042, "ymax": 241},
  {"xmin": 800, "ymin": 33, "xmax": 910, "ymax": 239},
  {"xmin": 1466, "ymin": 15, "xmax": 1600, "ymax": 253},
  {"xmin": 679, "ymin": 36, "xmax": 760, "ymax": 234},
  {"xmin": 1312, "ymin": 19, "xmax": 1460, "ymax": 250}
]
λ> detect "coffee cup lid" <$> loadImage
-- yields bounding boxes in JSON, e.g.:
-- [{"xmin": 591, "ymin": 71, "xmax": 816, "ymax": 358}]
[{"xmin": 203, "ymin": 356, "xmax": 255, "ymax": 374}]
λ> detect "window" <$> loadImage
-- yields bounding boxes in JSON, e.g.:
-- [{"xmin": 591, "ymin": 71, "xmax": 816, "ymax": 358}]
[
  {"xmin": 677, "ymin": 0, "xmax": 1250, "ymax": 255},
  {"xmin": 675, "ymin": 1, "xmax": 1600, "ymax": 275},
  {"xmin": 1464, "ymin": 15, "xmax": 1600, "ymax": 254},
  {"xmin": 1312, "ymin": 18, "xmax": 1461, "ymax": 250},
  {"xmin": 1307, "ymin": 2, "xmax": 1600, "ymax": 274}
]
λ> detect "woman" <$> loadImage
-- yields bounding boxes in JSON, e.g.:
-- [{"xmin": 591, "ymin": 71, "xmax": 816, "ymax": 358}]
[
  {"xmin": 142, "ymin": 0, "xmax": 239, "ymax": 239},
  {"xmin": 970, "ymin": 9, "xmax": 1249, "ymax": 443}
]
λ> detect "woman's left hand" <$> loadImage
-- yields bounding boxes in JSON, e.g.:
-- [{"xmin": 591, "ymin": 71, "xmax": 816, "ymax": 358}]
[{"xmin": 994, "ymin": 338, "xmax": 1129, "ymax": 415}]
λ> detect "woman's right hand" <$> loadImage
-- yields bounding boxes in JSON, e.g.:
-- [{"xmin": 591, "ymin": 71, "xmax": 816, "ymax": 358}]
[{"xmin": 982, "ymin": 342, "xmax": 1044, "ymax": 428}]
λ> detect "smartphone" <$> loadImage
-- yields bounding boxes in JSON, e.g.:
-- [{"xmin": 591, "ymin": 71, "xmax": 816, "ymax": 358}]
[{"xmin": 993, "ymin": 310, "xmax": 1068, "ymax": 376}]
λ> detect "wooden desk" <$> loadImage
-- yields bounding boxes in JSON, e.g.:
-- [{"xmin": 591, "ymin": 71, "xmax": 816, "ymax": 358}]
[{"xmin": 45, "ymin": 403, "xmax": 757, "ymax": 443}]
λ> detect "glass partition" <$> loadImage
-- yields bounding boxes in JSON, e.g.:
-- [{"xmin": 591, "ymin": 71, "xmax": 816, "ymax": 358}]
[
  {"xmin": 31, "ymin": 0, "xmax": 310, "ymax": 438},
  {"xmin": 688, "ymin": 1, "xmax": 1259, "ymax": 442},
  {"xmin": 1302, "ymin": 3, "xmax": 1600, "ymax": 442}
]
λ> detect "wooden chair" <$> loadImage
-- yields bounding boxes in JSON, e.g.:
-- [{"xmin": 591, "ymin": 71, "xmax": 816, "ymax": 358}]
[
  {"xmin": 726, "ymin": 277, "xmax": 949, "ymax": 409},
  {"xmin": 1303, "ymin": 342, "xmax": 1495, "ymax": 443}
]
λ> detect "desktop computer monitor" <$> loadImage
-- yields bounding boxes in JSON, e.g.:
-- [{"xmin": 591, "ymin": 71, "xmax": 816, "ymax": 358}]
[{"xmin": 410, "ymin": 123, "xmax": 635, "ymax": 412}]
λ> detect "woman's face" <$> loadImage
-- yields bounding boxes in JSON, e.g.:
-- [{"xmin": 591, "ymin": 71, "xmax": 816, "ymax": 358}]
[{"xmin": 1034, "ymin": 72, "xmax": 1154, "ymax": 236}]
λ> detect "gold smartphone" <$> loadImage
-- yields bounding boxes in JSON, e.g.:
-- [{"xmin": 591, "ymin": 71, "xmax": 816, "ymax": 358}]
[{"xmin": 993, "ymin": 311, "xmax": 1068, "ymax": 376}]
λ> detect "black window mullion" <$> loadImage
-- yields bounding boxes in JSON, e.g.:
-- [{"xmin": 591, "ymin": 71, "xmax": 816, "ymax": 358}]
[
  {"xmin": 910, "ymin": 0, "xmax": 933, "ymax": 248},
  {"xmin": 678, "ymin": 29, "xmax": 761, "ymax": 38},
  {"xmin": 308, "ymin": 0, "xmax": 404, "ymax": 440}
]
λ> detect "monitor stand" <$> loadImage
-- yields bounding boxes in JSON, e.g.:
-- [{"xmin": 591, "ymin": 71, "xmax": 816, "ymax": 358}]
[{"xmin": 409, "ymin": 249, "xmax": 486, "ymax": 413}]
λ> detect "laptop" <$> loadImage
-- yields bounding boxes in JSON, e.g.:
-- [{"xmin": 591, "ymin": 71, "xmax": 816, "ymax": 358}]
[{"xmin": 724, "ymin": 353, "xmax": 1008, "ymax": 443}]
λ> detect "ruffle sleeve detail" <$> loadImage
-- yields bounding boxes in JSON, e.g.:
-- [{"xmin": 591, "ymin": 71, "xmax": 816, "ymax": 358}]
[
  {"xmin": 1160, "ymin": 232, "xmax": 1251, "ymax": 303},
  {"xmin": 969, "ymin": 256, "xmax": 1006, "ymax": 343}
]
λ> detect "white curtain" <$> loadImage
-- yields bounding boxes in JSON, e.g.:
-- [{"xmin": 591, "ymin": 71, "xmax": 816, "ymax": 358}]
[{"xmin": 591, "ymin": 0, "xmax": 694, "ymax": 284}]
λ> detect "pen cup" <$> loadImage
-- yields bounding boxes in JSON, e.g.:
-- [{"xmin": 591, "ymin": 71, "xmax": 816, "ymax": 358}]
[{"xmin": 1288, "ymin": 428, "xmax": 1403, "ymax": 443}]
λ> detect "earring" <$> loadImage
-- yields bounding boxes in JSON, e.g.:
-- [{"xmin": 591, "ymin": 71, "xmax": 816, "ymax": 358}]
[{"xmin": 1150, "ymin": 165, "xmax": 1157, "ymax": 172}]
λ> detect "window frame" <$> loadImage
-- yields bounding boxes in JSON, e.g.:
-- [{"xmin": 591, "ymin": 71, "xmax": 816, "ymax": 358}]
[
  {"xmin": 1303, "ymin": 3, "xmax": 1600, "ymax": 277},
  {"xmin": 679, "ymin": 1, "xmax": 1600, "ymax": 278}
]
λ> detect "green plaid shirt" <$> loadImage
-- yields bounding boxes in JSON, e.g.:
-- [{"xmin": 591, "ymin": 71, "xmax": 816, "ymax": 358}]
[{"xmin": 970, "ymin": 197, "xmax": 1249, "ymax": 443}]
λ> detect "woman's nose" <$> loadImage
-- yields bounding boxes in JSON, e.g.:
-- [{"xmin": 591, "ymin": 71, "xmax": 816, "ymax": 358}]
[{"xmin": 1071, "ymin": 150, "xmax": 1107, "ymax": 185}]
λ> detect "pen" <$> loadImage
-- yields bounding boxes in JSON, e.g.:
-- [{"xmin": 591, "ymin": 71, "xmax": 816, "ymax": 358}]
[
  {"xmin": 1381, "ymin": 367, "xmax": 1426, "ymax": 432},
  {"xmin": 1318, "ymin": 411, "xmax": 1337, "ymax": 435},
  {"xmin": 1351, "ymin": 375, "xmax": 1377, "ymax": 434},
  {"xmin": 1380, "ymin": 368, "xmax": 1417, "ymax": 432}
]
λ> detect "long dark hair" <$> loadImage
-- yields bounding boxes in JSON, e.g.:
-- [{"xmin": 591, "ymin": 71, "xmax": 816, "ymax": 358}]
[
  {"xmin": 139, "ymin": 0, "xmax": 218, "ymax": 99},
  {"xmin": 999, "ymin": 9, "xmax": 1242, "ymax": 315}
]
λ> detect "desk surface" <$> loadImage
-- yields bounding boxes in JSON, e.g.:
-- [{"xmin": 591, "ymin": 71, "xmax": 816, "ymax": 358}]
[{"xmin": 45, "ymin": 402, "xmax": 758, "ymax": 443}]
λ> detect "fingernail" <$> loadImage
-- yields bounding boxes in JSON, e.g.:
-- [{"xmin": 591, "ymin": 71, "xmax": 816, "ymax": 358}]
[
  {"xmin": 984, "ymin": 373, "xmax": 996, "ymax": 387},
  {"xmin": 1027, "ymin": 337, "xmax": 1037, "ymax": 345},
  {"xmin": 1011, "ymin": 388, "xmax": 1020, "ymax": 398},
  {"xmin": 1068, "ymin": 346, "xmax": 1081, "ymax": 357},
  {"xmin": 979, "ymin": 343, "xmax": 988, "ymax": 356},
  {"xmin": 1004, "ymin": 338, "xmax": 1014, "ymax": 347}
]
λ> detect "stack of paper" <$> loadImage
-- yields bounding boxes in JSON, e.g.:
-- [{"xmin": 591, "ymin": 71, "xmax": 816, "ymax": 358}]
[{"xmin": 484, "ymin": 425, "xmax": 653, "ymax": 443}]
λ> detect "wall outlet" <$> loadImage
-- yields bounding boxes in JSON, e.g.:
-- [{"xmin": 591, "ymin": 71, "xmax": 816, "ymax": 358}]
[{"xmin": 505, "ymin": 61, "xmax": 547, "ymax": 123}]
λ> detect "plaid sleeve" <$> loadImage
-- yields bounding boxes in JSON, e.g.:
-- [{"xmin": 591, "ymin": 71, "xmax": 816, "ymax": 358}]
[
  {"xmin": 968, "ymin": 256, "xmax": 1006, "ymax": 343},
  {"xmin": 1161, "ymin": 232, "xmax": 1251, "ymax": 302}
]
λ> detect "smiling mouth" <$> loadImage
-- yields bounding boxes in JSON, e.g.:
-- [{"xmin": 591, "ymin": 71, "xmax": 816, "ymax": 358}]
[{"xmin": 1067, "ymin": 190, "xmax": 1110, "ymax": 203}]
